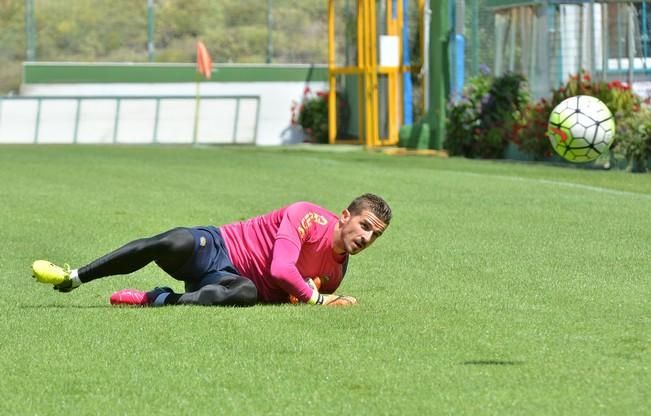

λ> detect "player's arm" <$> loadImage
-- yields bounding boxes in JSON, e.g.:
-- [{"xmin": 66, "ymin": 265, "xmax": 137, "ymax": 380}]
[
  {"xmin": 271, "ymin": 203, "xmax": 357, "ymax": 306},
  {"xmin": 270, "ymin": 239, "xmax": 355, "ymax": 305},
  {"xmin": 269, "ymin": 237, "xmax": 323, "ymax": 304}
]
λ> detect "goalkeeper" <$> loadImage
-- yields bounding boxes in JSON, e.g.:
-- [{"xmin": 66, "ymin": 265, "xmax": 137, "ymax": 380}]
[{"xmin": 32, "ymin": 193, "xmax": 390, "ymax": 307}]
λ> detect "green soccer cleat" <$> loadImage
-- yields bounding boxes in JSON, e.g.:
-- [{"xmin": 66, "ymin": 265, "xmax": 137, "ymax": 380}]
[{"xmin": 31, "ymin": 260, "xmax": 71, "ymax": 285}]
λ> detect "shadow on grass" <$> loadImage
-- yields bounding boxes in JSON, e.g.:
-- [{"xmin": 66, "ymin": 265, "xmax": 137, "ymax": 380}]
[
  {"xmin": 19, "ymin": 304, "xmax": 116, "ymax": 309},
  {"xmin": 461, "ymin": 360, "xmax": 524, "ymax": 366},
  {"xmin": 18, "ymin": 303, "xmax": 261, "ymax": 309}
]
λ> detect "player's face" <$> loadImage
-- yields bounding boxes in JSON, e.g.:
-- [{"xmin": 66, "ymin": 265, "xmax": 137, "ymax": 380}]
[{"xmin": 337, "ymin": 209, "xmax": 387, "ymax": 255}]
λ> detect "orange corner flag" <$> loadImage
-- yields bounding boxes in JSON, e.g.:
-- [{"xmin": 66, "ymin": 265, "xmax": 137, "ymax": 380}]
[{"xmin": 196, "ymin": 41, "xmax": 213, "ymax": 80}]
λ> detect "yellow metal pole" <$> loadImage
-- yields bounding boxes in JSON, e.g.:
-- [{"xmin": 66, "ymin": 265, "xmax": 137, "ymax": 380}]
[
  {"xmin": 366, "ymin": 0, "xmax": 373, "ymax": 147},
  {"xmin": 395, "ymin": 0, "xmax": 404, "ymax": 144},
  {"xmin": 328, "ymin": 0, "xmax": 337, "ymax": 144},
  {"xmin": 419, "ymin": 0, "xmax": 426, "ymax": 114},
  {"xmin": 369, "ymin": 0, "xmax": 380, "ymax": 147},
  {"xmin": 386, "ymin": 0, "xmax": 396, "ymax": 146},
  {"xmin": 362, "ymin": 0, "xmax": 372, "ymax": 147},
  {"xmin": 357, "ymin": 0, "xmax": 364, "ymax": 146}
]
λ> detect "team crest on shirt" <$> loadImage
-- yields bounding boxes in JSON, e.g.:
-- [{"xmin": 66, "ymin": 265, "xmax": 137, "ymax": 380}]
[{"xmin": 297, "ymin": 212, "xmax": 328, "ymax": 239}]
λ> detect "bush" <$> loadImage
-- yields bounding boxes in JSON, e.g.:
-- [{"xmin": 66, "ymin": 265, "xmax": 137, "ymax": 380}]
[
  {"xmin": 445, "ymin": 70, "xmax": 491, "ymax": 157},
  {"xmin": 614, "ymin": 104, "xmax": 651, "ymax": 172},
  {"xmin": 291, "ymin": 87, "xmax": 349, "ymax": 144},
  {"xmin": 512, "ymin": 98, "xmax": 555, "ymax": 161},
  {"xmin": 446, "ymin": 71, "xmax": 529, "ymax": 159}
]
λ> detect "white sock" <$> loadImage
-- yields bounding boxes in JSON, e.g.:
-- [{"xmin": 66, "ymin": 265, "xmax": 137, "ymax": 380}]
[{"xmin": 69, "ymin": 269, "xmax": 82, "ymax": 288}]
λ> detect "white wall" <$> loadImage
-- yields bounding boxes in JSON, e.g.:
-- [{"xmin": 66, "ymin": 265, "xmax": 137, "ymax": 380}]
[{"xmin": 11, "ymin": 80, "xmax": 328, "ymax": 145}]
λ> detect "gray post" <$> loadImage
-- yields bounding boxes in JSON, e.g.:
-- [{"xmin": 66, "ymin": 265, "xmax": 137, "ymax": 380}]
[
  {"xmin": 588, "ymin": 0, "xmax": 595, "ymax": 76},
  {"xmin": 601, "ymin": 3, "xmax": 608, "ymax": 81},
  {"xmin": 147, "ymin": 0, "xmax": 155, "ymax": 62},
  {"xmin": 627, "ymin": 4, "xmax": 635, "ymax": 86},
  {"xmin": 25, "ymin": 0, "xmax": 36, "ymax": 61},
  {"xmin": 266, "ymin": 0, "xmax": 273, "ymax": 63},
  {"xmin": 471, "ymin": 0, "xmax": 478, "ymax": 76}
]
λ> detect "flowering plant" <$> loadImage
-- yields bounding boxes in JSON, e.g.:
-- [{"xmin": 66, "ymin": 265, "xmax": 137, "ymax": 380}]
[
  {"xmin": 445, "ymin": 71, "xmax": 492, "ymax": 157},
  {"xmin": 512, "ymin": 98, "xmax": 555, "ymax": 161},
  {"xmin": 291, "ymin": 87, "xmax": 348, "ymax": 144},
  {"xmin": 446, "ymin": 70, "xmax": 528, "ymax": 159},
  {"xmin": 614, "ymin": 104, "xmax": 651, "ymax": 172}
]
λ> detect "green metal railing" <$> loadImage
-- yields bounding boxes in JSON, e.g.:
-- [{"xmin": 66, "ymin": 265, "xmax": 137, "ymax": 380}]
[{"xmin": 0, "ymin": 95, "xmax": 260, "ymax": 144}]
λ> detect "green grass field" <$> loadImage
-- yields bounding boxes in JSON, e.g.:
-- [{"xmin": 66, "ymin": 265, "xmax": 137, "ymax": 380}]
[{"xmin": 1, "ymin": 145, "xmax": 649, "ymax": 415}]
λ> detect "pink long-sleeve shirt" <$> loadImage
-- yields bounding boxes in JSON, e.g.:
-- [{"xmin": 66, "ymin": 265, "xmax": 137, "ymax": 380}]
[{"xmin": 219, "ymin": 202, "xmax": 348, "ymax": 303}]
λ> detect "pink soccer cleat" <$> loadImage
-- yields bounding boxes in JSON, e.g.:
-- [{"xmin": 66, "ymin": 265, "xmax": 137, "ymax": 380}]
[{"xmin": 110, "ymin": 289, "xmax": 150, "ymax": 306}]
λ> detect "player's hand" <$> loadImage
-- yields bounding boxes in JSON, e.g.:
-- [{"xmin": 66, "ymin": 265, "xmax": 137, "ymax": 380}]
[
  {"xmin": 289, "ymin": 277, "xmax": 321, "ymax": 304},
  {"xmin": 322, "ymin": 294, "xmax": 357, "ymax": 306}
]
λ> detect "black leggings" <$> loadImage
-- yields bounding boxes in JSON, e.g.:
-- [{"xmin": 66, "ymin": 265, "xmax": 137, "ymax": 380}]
[
  {"xmin": 78, "ymin": 228, "xmax": 257, "ymax": 306},
  {"xmin": 79, "ymin": 228, "xmax": 194, "ymax": 281}
]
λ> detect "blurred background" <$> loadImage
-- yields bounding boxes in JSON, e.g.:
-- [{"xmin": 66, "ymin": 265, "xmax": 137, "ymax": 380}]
[
  {"xmin": 2, "ymin": 0, "xmax": 425, "ymax": 94},
  {"xmin": 0, "ymin": 1, "xmax": 649, "ymax": 161},
  {"xmin": 2, "ymin": 1, "xmax": 650, "ymax": 96}
]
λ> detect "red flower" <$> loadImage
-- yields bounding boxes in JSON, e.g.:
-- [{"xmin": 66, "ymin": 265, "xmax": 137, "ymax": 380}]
[{"xmin": 607, "ymin": 79, "xmax": 631, "ymax": 91}]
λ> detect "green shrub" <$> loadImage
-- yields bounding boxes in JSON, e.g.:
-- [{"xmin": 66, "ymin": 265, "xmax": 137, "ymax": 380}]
[
  {"xmin": 512, "ymin": 98, "xmax": 555, "ymax": 161},
  {"xmin": 291, "ymin": 87, "xmax": 349, "ymax": 144},
  {"xmin": 445, "ymin": 71, "xmax": 490, "ymax": 157},
  {"xmin": 614, "ymin": 105, "xmax": 651, "ymax": 173},
  {"xmin": 445, "ymin": 71, "xmax": 528, "ymax": 159}
]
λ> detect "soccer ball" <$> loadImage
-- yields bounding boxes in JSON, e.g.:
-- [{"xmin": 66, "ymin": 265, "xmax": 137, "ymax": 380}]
[{"xmin": 547, "ymin": 95, "xmax": 615, "ymax": 163}]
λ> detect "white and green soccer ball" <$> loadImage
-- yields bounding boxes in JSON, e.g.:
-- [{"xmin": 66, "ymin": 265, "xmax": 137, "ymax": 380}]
[{"xmin": 547, "ymin": 95, "xmax": 616, "ymax": 163}]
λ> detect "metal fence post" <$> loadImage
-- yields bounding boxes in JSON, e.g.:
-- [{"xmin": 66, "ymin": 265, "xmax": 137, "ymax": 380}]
[
  {"xmin": 113, "ymin": 99, "xmax": 121, "ymax": 144},
  {"xmin": 153, "ymin": 98, "xmax": 160, "ymax": 143},
  {"xmin": 147, "ymin": 0, "xmax": 155, "ymax": 62},
  {"xmin": 73, "ymin": 98, "xmax": 81, "ymax": 143},
  {"xmin": 25, "ymin": 0, "xmax": 36, "ymax": 61},
  {"xmin": 233, "ymin": 98, "xmax": 241, "ymax": 143},
  {"xmin": 34, "ymin": 98, "xmax": 41, "ymax": 143}
]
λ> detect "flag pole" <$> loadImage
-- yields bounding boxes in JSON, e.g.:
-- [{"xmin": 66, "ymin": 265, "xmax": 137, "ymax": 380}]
[
  {"xmin": 194, "ymin": 40, "xmax": 213, "ymax": 146},
  {"xmin": 193, "ymin": 74, "xmax": 201, "ymax": 146}
]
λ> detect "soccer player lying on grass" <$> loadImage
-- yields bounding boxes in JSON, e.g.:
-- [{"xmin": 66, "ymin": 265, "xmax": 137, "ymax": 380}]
[{"xmin": 32, "ymin": 193, "xmax": 391, "ymax": 307}]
